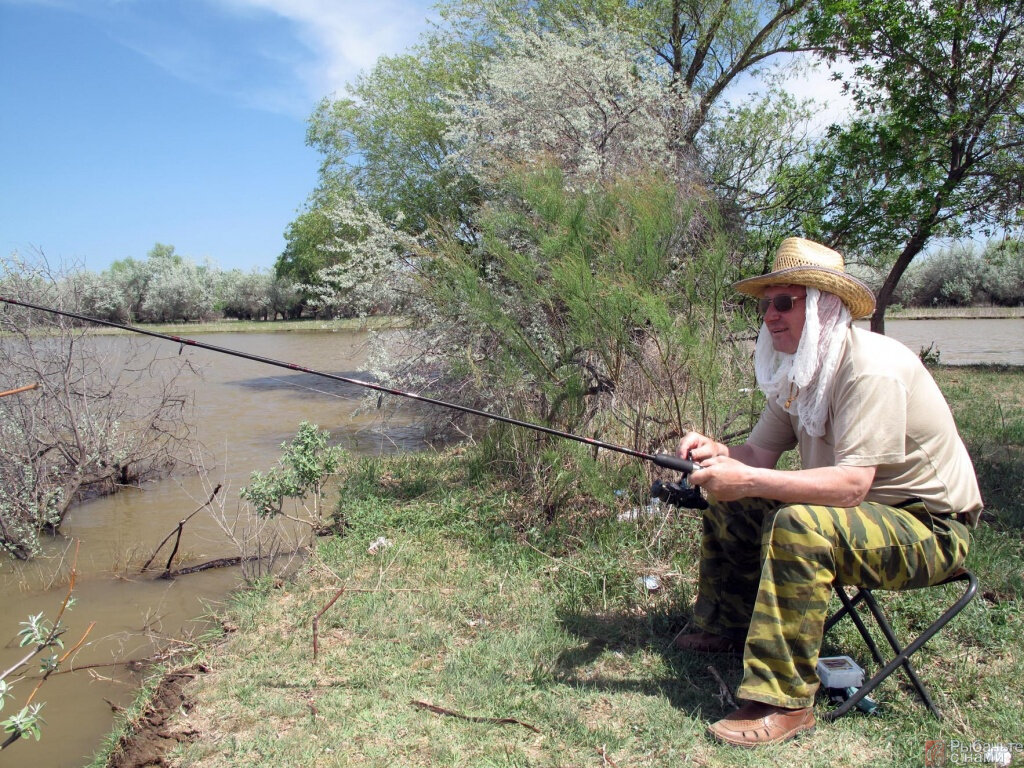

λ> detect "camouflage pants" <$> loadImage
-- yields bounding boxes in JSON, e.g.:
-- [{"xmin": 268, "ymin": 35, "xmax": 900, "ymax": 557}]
[{"xmin": 692, "ymin": 498, "xmax": 971, "ymax": 708}]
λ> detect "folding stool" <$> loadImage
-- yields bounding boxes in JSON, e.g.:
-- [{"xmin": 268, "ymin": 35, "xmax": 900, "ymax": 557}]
[{"xmin": 820, "ymin": 568, "xmax": 978, "ymax": 721}]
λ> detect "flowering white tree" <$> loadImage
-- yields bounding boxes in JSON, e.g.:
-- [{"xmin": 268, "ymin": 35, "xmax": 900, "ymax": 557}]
[
  {"xmin": 142, "ymin": 257, "xmax": 218, "ymax": 323},
  {"xmin": 218, "ymin": 269, "xmax": 274, "ymax": 320},
  {"xmin": 303, "ymin": 199, "xmax": 416, "ymax": 318},
  {"xmin": 447, "ymin": 17, "xmax": 696, "ymax": 188},
  {"xmin": 61, "ymin": 269, "xmax": 130, "ymax": 323}
]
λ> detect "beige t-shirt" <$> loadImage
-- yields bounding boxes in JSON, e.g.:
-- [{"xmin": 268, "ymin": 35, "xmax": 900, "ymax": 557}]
[{"xmin": 748, "ymin": 326, "xmax": 983, "ymax": 521}]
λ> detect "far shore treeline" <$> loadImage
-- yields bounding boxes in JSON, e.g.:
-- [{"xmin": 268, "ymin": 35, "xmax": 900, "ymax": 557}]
[{"xmin": 6, "ymin": 235, "xmax": 1024, "ymax": 327}]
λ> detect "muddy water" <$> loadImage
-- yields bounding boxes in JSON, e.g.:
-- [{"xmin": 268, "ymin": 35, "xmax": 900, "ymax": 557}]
[
  {"xmin": 863, "ymin": 317, "xmax": 1024, "ymax": 365},
  {"xmin": 0, "ymin": 330, "xmax": 428, "ymax": 768}
]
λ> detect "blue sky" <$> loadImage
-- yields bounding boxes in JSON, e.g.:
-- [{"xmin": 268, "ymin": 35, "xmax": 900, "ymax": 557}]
[{"xmin": 0, "ymin": 0, "xmax": 436, "ymax": 272}]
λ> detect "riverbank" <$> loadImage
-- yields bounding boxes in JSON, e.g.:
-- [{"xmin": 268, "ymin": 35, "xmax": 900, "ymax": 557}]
[
  {"xmin": 885, "ymin": 306, "xmax": 1024, "ymax": 320},
  {"xmin": 88, "ymin": 364, "xmax": 1024, "ymax": 768}
]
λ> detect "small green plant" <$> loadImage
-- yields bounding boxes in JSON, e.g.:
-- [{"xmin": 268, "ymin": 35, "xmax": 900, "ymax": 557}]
[
  {"xmin": 919, "ymin": 342, "xmax": 942, "ymax": 365},
  {"xmin": 239, "ymin": 421, "xmax": 345, "ymax": 534},
  {"xmin": 1, "ymin": 549, "xmax": 92, "ymax": 751}
]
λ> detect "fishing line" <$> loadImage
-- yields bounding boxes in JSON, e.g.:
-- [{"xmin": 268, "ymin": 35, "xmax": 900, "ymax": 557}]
[{"xmin": 0, "ymin": 295, "xmax": 696, "ymax": 475}]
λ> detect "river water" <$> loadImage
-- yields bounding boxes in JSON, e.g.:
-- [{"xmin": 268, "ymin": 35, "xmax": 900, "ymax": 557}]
[
  {"xmin": 865, "ymin": 317, "xmax": 1024, "ymax": 365},
  {"xmin": 0, "ymin": 330, "xmax": 429, "ymax": 768},
  {"xmin": 0, "ymin": 318, "xmax": 1019, "ymax": 766}
]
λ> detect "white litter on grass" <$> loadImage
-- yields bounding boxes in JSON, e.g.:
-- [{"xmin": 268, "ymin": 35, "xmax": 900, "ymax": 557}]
[
  {"xmin": 638, "ymin": 575, "xmax": 662, "ymax": 592},
  {"xmin": 617, "ymin": 501, "xmax": 661, "ymax": 521},
  {"xmin": 367, "ymin": 536, "xmax": 393, "ymax": 554}
]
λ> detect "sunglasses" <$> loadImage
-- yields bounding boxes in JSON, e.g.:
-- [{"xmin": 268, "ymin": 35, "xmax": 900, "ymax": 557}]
[{"xmin": 757, "ymin": 294, "xmax": 805, "ymax": 315}]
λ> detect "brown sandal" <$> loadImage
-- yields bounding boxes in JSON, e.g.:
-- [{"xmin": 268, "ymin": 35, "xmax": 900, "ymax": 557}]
[{"xmin": 708, "ymin": 701, "xmax": 816, "ymax": 747}]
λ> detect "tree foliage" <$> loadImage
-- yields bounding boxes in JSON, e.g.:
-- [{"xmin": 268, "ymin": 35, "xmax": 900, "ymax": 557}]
[
  {"xmin": 446, "ymin": 18, "xmax": 696, "ymax": 187},
  {"xmin": 304, "ymin": 39, "xmax": 482, "ymax": 239},
  {"xmin": 302, "ymin": 199, "xmax": 416, "ymax": 318},
  {"xmin": 803, "ymin": 0, "xmax": 1024, "ymax": 332},
  {"xmin": 239, "ymin": 421, "xmax": 344, "ymax": 535},
  {"xmin": 287, "ymin": 0, "xmax": 823, "ymax": 286}
]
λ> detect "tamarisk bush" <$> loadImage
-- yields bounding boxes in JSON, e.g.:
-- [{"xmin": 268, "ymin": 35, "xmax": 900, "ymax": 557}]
[
  {"xmin": 0, "ymin": 255, "xmax": 192, "ymax": 559},
  {"xmin": 374, "ymin": 168, "xmax": 752, "ymax": 516}
]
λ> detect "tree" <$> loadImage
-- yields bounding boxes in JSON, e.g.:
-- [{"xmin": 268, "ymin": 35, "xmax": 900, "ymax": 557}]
[
  {"xmin": 446, "ymin": 19, "xmax": 695, "ymax": 187},
  {"xmin": 379, "ymin": 167, "xmax": 752, "ymax": 502},
  {"xmin": 634, "ymin": 0, "xmax": 813, "ymax": 141},
  {"xmin": 805, "ymin": 0, "xmax": 1024, "ymax": 333},
  {"xmin": 240, "ymin": 422, "xmax": 344, "ymax": 537},
  {"xmin": 440, "ymin": 0, "xmax": 814, "ymax": 141},
  {"xmin": 106, "ymin": 255, "xmax": 154, "ymax": 322},
  {"xmin": 274, "ymin": 207, "xmax": 338, "ymax": 288},
  {"xmin": 303, "ymin": 39, "xmax": 481, "ymax": 239},
  {"xmin": 698, "ymin": 85, "xmax": 819, "ymax": 261},
  {"xmin": 142, "ymin": 256, "xmax": 218, "ymax": 322},
  {"xmin": 302, "ymin": 199, "xmax": 415, "ymax": 318},
  {"xmin": 288, "ymin": 0, "xmax": 822, "ymax": 266},
  {"xmin": 218, "ymin": 269, "xmax": 273, "ymax": 320}
]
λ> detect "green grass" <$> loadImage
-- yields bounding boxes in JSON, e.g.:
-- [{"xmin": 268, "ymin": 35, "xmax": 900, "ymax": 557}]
[{"xmin": 102, "ymin": 365, "xmax": 1024, "ymax": 768}]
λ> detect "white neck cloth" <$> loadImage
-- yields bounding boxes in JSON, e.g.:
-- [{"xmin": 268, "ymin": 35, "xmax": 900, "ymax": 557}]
[{"xmin": 754, "ymin": 288, "xmax": 851, "ymax": 437}]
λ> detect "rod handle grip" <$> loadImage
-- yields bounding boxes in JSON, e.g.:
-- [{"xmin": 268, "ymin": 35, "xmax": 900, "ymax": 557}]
[{"xmin": 651, "ymin": 453, "xmax": 696, "ymax": 474}]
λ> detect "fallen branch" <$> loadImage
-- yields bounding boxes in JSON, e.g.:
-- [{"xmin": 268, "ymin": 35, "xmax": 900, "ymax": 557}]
[
  {"xmin": 158, "ymin": 546, "xmax": 304, "ymax": 579},
  {"xmin": 707, "ymin": 664, "xmax": 738, "ymax": 711},
  {"xmin": 167, "ymin": 556, "xmax": 250, "ymax": 577},
  {"xmin": 597, "ymin": 744, "xmax": 621, "ymax": 768},
  {"xmin": 140, "ymin": 484, "xmax": 222, "ymax": 574},
  {"xmin": 410, "ymin": 700, "xmax": 541, "ymax": 734},
  {"xmin": 312, "ymin": 587, "xmax": 346, "ymax": 662}
]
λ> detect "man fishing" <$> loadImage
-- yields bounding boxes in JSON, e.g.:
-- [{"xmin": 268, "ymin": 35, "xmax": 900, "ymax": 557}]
[{"xmin": 674, "ymin": 237, "xmax": 983, "ymax": 747}]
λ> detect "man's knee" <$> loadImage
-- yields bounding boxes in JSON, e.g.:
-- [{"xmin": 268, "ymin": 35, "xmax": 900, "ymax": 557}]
[
  {"xmin": 762, "ymin": 504, "xmax": 836, "ymax": 559},
  {"xmin": 767, "ymin": 504, "xmax": 825, "ymax": 535}
]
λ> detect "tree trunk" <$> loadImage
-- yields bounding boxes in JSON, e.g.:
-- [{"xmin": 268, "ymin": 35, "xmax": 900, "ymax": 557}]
[{"xmin": 870, "ymin": 229, "xmax": 931, "ymax": 335}]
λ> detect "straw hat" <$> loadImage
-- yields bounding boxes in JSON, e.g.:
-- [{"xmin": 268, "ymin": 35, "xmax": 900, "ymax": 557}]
[{"xmin": 733, "ymin": 237, "xmax": 876, "ymax": 319}]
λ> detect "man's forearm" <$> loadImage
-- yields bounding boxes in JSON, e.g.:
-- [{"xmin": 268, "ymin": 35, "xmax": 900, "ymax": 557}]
[{"xmin": 732, "ymin": 464, "xmax": 875, "ymax": 508}]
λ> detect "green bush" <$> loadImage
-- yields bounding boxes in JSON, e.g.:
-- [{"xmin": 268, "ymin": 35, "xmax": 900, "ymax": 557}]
[{"xmin": 377, "ymin": 167, "xmax": 754, "ymax": 519}]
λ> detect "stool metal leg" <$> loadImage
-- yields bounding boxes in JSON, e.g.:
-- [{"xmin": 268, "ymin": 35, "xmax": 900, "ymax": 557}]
[
  {"xmin": 822, "ymin": 570, "xmax": 978, "ymax": 722},
  {"xmin": 858, "ymin": 588, "xmax": 938, "ymax": 716}
]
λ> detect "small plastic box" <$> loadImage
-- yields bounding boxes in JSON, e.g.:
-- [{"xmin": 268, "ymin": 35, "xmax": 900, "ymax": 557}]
[{"xmin": 816, "ymin": 655, "xmax": 865, "ymax": 689}]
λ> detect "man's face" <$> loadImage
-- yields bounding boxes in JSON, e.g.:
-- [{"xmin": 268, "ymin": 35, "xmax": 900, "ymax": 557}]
[{"xmin": 761, "ymin": 284, "xmax": 807, "ymax": 354}]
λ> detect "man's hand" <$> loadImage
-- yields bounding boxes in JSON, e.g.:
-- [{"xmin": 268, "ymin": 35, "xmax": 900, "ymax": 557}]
[
  {"xmin": 676, "ymin": 431, "xmax": 728, "ymax": 464},
  {"xmin": 690, "ymin": 458, "xmax": 877, "ymax": 508},
  {"xmin": 687, "ymin": 455, "xmax": 757, "ymax": 502}
]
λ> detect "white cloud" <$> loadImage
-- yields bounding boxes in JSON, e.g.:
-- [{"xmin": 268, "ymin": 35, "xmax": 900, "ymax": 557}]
[{"xmin": 216, "ymin": 0, "xmax": 437, "ymax": 101}]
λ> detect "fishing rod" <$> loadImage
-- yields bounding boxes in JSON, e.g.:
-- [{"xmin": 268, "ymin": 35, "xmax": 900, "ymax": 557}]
[{"xmin": 0, "ymin": 295, "xmax": 698, "ymax": 481}]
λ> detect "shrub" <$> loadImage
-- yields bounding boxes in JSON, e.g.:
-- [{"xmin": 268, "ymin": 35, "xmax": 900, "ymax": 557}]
[{"xmin": 370, "ymin": 168, "xmax": 752, "ymax": 516}]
